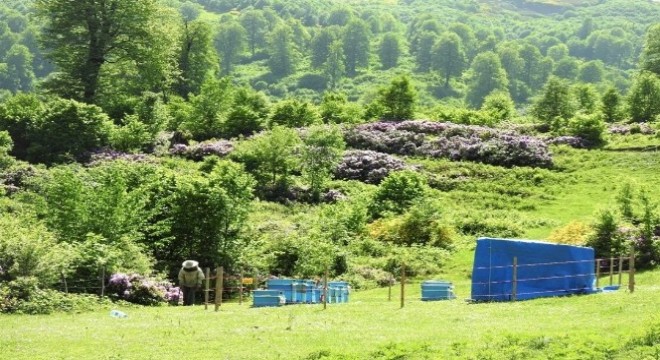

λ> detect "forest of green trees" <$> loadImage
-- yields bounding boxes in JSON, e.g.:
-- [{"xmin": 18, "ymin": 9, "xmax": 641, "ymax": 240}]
[{"xmin": 1, "ymin": 0, "xmax": 660, "ymax": 311}]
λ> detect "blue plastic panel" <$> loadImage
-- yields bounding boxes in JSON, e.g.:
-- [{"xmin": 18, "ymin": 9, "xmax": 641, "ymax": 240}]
[{"xmin": 471, "ymin": 238, "xmax": 596, "ymax": 301}]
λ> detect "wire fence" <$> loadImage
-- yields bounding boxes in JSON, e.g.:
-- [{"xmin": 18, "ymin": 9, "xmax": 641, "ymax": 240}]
[{"xmin": 54, "ymin": 252, "xmax": 637, "ymax": 308}]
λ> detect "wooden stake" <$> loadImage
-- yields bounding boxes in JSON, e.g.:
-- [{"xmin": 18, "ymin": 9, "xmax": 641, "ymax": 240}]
[
  {"xmin": 323, "ymin": 267, "xmax": 328, "ymax": 310},
  {"xmin": 512, "ymin": 257, "xmax": 517, "ymax": 302},
  {"xmin": 609, "ymin": 257, "xmax": 614, "ymax": 286},
  {"xmin": 388, "ymin": 275, "xmax": 392, "ymax": 302},
  {"xmin": 61, "ymin": 271, "xmax": 68, "ymax": 294},
  {"xmin": 215, "ymin": 267, "xmax": 223, "ymax": 311},
  {"xmin": 595, "ymin": 259, "xmax": 601, "ymax": 289},
  {"xmin": 204, "ymin": 267, "xmax": 210, "ymax": 310},
  {"xmin": 629, "ymin": 249, "xmax": 635, "ymax": 293},
  {"xmin": 239, "ymin": 272, "xmax": 244, "ymax": 305},
  {"xmin": 400, "ymin": 263, "xmax": 406, "ymax": 309},
  {"xmin": 100, "ymin": 266, "xmax": 105, "ymax": 298},
  {"xmin": 618, "ymin": 256, "xmax": 623, "ymax": 285}
]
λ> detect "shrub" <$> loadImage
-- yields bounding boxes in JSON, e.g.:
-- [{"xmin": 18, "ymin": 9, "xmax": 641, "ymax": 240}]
[
  {"xmin": 434, "ymin": 107, "xmax": 496, "ymax": 126},
  {"xmin": 545, "ymin": 136, "xmax": 591, "ymax": 149},
  {"xmin": 270, "ymin": 99, "xmax": 321, "ymax": 128},
  {"xmin": 169, "ymin": 139, "xmax": 234, "ymax": 161},
  {"xmin": 453, "ymin": 213, "xmax": 525, "ymax": 238},
  {"xmin": 334, "ymin": 150, "xmax": 406, "ymax": 184},
  {"xmin": 297, "ymin": 73, "xmax": 328, "ymax": 91},
  {"xmin": 608, "ymin": 123, "xmax": 655, "ymax": 135},
  {"xmin": 481, "ymin": 91, "xmax": 516, "ymax": 122},
  {"xmin": 0, "ymin": 277, "xmax": 111, "ymax": 314},
  {"xmin": 565, "ymin": 112, "xmax": 606, "ymax": 147},
  {"xmin": 107, "ymin": 273, "xmax": 180, "ymax": 306},
  {"xmin": 110, "ymin": 115, "xmax": 153, "ymax": 153},
  {"xmin": 369, "ymin": 170, "xmax": 427, "ymax": 218},
  {"xmin": 223, "ymin": 106, "xmax": 266, "ymax": 138},
  {"xmin": 586, "ymin": 210, "xmax": 628, "ymax": 258},
  {"xmin": 340, "ymin": 266, "xmax": 393, "ymax": 290},
  {"xmin": 547, "ymin": 221, "xmax": 591, "ymax": 245},
  {"xmin": 345, "ymin": 121, "xmax": 553, "ymax": 168}
]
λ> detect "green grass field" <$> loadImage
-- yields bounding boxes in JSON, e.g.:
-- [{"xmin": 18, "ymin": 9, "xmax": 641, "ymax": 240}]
[{"xmin": 1, "ymin": 268, "xmax": 658, "ymax": 359}]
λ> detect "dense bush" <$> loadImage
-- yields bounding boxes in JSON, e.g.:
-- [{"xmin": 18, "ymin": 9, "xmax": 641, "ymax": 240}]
[
  {"xmin": 369, "ymin": 170, "xmax": 428, "ymax": 218},
  {"xmin": 434, "ymin": 107, "xmax": 496, "ymax": 126},
  {"xmin": 547, "ymin": 221, "xmax": 590, "ymax": 245},
  {"xmin": 107, "ymin": 273, "xmax": 180, "ymax": 306},
  {"xmin": 0, "ymin": 94, "xmax": 113, "ymax": 164},
  {"xmin": 169, "ymin": 139, "xmax": 234, "ymax": 161},
  {"xmin": 270, "ymin": 99, "xmax": 321, "ymax": 128},
  {"xmin": 545, "ymin": 136, "xmax": 591, "ymax": 149},
  {"xmin": 334, "ymin": 150, "xmax": 406, "ymax": 184},
  {"xmin": 608, "ymin": 123, "xmax": 655, "ymax": 135},
  {"xmin": 0, "ymin": 277, "xmax": 111, "ymax": 314},
  {"xmin": 345, "ymin": 121, "xmax": 553, "ymax": 168},
  {"xmin": 565, "ymin": 112, "xmax": 606, "ymax": 147}
]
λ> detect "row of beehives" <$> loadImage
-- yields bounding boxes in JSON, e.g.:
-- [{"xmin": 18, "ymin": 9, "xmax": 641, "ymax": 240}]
[{"xmin": 253, "ymin": 279, "xmax": 350, "ymax": 307}]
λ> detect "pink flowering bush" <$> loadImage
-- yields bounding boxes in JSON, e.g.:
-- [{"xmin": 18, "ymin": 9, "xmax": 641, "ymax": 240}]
[
  {"xmin": 107, "ymin": 273, "xmax": 180, "ymax": 306},
  {"xmin": 345, "ymin": 121, "xmax": 553, "ymax": 168}
]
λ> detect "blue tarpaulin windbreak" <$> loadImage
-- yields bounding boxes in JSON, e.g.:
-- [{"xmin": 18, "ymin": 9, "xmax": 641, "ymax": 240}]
[{"xmin": 471, "ymin": 238, "xmax": 596, "ymax": 301}]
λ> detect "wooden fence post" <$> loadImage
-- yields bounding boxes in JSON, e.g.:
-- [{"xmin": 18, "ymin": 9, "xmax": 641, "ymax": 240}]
[
  {"xmin": 323, "ymin": 267, "xmax": 328, "ymax": 310},
  {"xmin": 61, "ymin": 271, "xmax": 68, "ymax": 294},
  {"xmin": 609, "ymin": 257, "xmax": 614, "ymax": 286},
  {"xmin": 100, "ymin": 266, "xmax": 106, "ymax": 298},
  {"xmin": 215, "ymin": 267, "xmax": 223, "ymax": 311},
  {"xmin": 595, "ymin": 259, "xmax": 601, "ymax": 289},
  {"xmin": 512, "ymin": 257, "xmax": 517, "ymax": 302},
  {"xmin": 388, "ymin": 275, "xmax": 392, "ymax": 302},
  {"xmin": 239, "ymin": 272, "xmax": 244, "ymax": 305},
  {"xmin": 618, "ymin": 255, "xmax": 623, "ymax": 285},
  {"xmin": 629, "ymin": 249, "xmax": 635, "ymax": 293},
  {"xmin": 204, "ymin": 267, "xmax": 210, "ymax": 310},
  {"xmin": 400, "ymin": 262, "xmax": 406, "ymax": 309}
]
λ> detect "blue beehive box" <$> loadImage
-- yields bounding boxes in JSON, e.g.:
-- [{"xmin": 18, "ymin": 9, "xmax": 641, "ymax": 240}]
[
  {"xmin": 252, "ymin": 290, "xmax": 285, "ymax": 307},
  {"xmin": 267, "ymin": 279, "xmax": 295, "ymax": 303},
  {"xmin": 421, "ymin": 280, "xmax": 455, "ymax": 301},
  {"xmin": 328, "ymin": 281, "xmax": 350, "ymax": 303}
]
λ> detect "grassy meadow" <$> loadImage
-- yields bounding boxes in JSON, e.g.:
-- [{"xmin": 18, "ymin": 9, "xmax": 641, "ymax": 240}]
[{"xmin": 1, "ymin": 270, "xmax": 658, "ymax": 359}]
